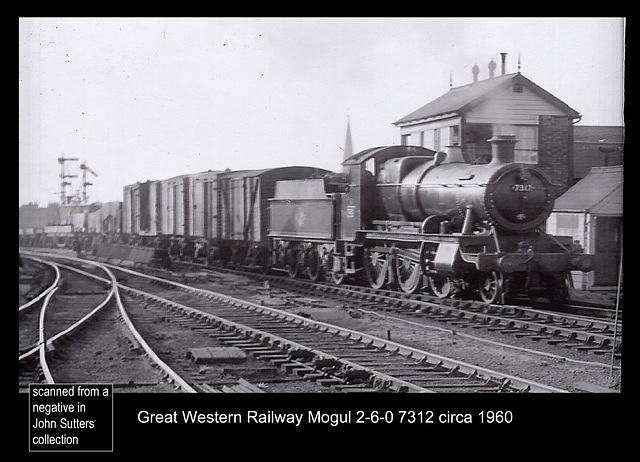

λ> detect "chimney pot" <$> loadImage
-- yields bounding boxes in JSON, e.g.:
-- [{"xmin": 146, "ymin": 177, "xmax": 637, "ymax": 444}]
[
  {"xmin": 500, "ymin": 52, "xmax": 507, "ymax": 75},
  {"xmin": 472, "ymin": 64, "xmax": 479, "ymax": 83},
  {"xmin": 488, "ymin": 59, "xmax": 496, "ymax": 78},
  {"xmin": 598, "ymin": 145, "xmax": 615, "ymax": 167}
]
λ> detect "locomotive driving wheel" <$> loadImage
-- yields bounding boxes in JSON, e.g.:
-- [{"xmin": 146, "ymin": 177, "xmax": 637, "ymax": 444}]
[
  {"xmin": 395, "ymin": 255, "xmax": 422, "ymax": 294},
  {"xmin": 479, "ymin": 271, "xmax": 504, "ymax": 304},
  {"xmin": 364, "ymin": 247, "xmax": 389, "ymax": 290},
  {"xmin": 427, "ymin": 274, "xmax": 453, "ymax": 298}
]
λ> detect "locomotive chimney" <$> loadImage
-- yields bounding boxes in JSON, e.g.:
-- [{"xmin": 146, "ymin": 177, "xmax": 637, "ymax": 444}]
[
  {"xmin": 488, "ymin": 135, "xmax": 518, "ymax": 164},
  {"xmin": 500, "ymin": 53, "xmax": 507, "ymax": 75}
]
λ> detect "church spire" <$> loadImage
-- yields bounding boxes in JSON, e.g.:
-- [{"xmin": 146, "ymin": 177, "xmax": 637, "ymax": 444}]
[{"xmin": 342, "ymin": 117, "xmax": 354, "ymax": 171}]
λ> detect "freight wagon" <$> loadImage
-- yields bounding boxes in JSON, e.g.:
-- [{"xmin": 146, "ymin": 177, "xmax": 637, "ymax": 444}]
[{"xmin": 122, "ymin": 166, "xmax": 330, "ymax": 266}]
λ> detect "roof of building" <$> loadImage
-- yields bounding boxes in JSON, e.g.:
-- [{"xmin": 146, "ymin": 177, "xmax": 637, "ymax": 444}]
[
  {"xmin": 573, "ymin": 125, "xmax": 624, "ymax": 180},
  {"xmin": 574, "ymin": 125, "xmax": 625, "ymax": 144},
  {"xmin": 19, "ymin": 204, "xmax": 60, "ymax": 229},
  {"xmin": 554, "ymin": 165, "xmax": 623, "ymax": 216},
  {"xmin": 394, "ymin": 72, "xmax": 580, "ymax": 126}
]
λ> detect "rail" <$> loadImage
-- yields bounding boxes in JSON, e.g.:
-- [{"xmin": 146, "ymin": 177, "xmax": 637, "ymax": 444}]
[
  {"xmin": 19, "ymin": 251, "xmax": 197, "ymax": 393},
  {"xmin": 19, "ymin": 255, "xmax": 61, "ymax": 312}
]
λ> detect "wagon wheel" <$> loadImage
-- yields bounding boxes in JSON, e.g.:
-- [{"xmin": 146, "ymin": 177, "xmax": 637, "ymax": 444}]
[
  {"xmin": 231, "ymin": 248, "xmax": 246, "ymax": 266},
  {"xmin": 285, "ymin": 249, "xmax": 300, "ymax": 278},
  {"xmin": 168, "ymin": 241, "xmax": 180, "ymax": 261},
  {"xmin": 306, "ymin": 247, "xmax": 323, "ymax": 281},
  {"xmin": 395, "ymin": 255, "xmax": 422, "ymax": 294},
  {"xmin": 330, "ymin": 271, "xmax": 346, "ymax": 285},
  {"xmin": 326, "ymin": 252, "xmax": 345, "ymax": 285},
  {"xmin": 478, "ymin": 271, "xmax": 504, "ymax": 304},
  {"xmin": 364, "ymin": 248, "xmax": 389, "ymax": 289},
  {"xmin": 427, "ymin": 274, "xmax": 453, "ymax": 298},
  {"xmin": 257, "ymin": 249, "xmax": 271, "ymax": 274}
]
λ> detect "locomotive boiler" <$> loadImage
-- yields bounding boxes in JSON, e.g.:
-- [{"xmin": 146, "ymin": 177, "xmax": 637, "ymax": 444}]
[{"xmin": 376, "ymin": 136, "xmax": 554, "ymax": 233}]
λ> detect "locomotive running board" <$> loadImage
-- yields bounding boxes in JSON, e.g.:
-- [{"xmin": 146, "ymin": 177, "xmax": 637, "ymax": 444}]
[{"xmin": 361, "ymin": 230, "xmax": 494, "ymax": 247}]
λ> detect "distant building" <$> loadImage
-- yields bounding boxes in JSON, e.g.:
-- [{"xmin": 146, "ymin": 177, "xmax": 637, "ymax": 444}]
[
  {"xmin": 572, "ymin": 125, "xmax": 623, "ymax": 183},
  {"xmin": 87, "ymin": 201, "xmax": 121, "ymax": 234},
  {"xmin": 394, "ymin": 57, "xmax": 581, "ymax": 195},
  {"xmin": 546, "ymin": 165, "xmax": 623, "ymax": 290},
  {"xmin": 18, "ymin": 203, "xmax": 60, "ymax": 229}
]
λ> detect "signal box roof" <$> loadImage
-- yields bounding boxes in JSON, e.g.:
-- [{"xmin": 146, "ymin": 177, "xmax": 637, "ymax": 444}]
[{"xmin": 394, "ymin": 73, "xmax": 580, "ymax": 126}]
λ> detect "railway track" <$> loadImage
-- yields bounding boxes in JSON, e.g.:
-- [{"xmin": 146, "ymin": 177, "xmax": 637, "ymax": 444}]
[
  {"xmin": 19, "ymin": 255, "xmax": 192, "ymax": 392},
  {"xmin": 152, "ymin": 257, "xmax": 622, "ymax": 361},
  {"xmin": 17, "ymin": 254, "xmax": 364, "ymax": 393},
  {"xmin": 27, "ymin": 252, "xmax": 569, "ymax": 393},
  {"xmin": 20, "ymin": 250, "xmax": 622, "ymax": 393},
  {"xmin": 116, "ymin": 269, "xmax": 579, "ymax": 392},
  {"xmin": 19, "ymin": 256, "xmax": 58, "ymax": 310},
  {"xmin": 262, "ymin": 276, "xmax": 622, "ymax": 358}
]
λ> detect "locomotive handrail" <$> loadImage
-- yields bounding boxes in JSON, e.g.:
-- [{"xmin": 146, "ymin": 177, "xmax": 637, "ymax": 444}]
[
  {"xmin": 491, "ymin": 225, "xmax": 502, "ymax": 252},
  {"xmin": 420, "ymin": 215, "xmax": 450, "ymax": 234}
]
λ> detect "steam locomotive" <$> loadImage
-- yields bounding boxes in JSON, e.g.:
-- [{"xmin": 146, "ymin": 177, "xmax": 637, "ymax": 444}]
[
  {"xmin": 20, "ymin": 135, "xmax": 595, "ymax": 304},
  {"xmin": 268, "ymin": 135, "xmax": 594, "ymax": 303}
]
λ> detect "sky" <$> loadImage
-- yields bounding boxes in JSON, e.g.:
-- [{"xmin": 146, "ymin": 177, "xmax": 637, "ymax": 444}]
[{"xmin": 18, "ymin": 17, "xmax": 625, "ymax": 206}]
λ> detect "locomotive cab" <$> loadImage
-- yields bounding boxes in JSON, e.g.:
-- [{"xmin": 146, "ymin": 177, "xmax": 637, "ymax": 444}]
[{"xmin": 342, "ymin": 145, "xmax": 438, "ymax": 233}]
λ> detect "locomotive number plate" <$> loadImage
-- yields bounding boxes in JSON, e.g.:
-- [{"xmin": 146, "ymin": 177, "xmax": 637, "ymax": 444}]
[{"xmin": 510, "ymin": 184, "xmax": 535, "ymax": 192}]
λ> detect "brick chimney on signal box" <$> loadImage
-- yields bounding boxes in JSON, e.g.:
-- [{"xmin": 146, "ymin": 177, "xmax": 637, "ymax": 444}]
[{"xmin": 500, "ymin": 52, "xmax": 507, "ymax": 75}]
